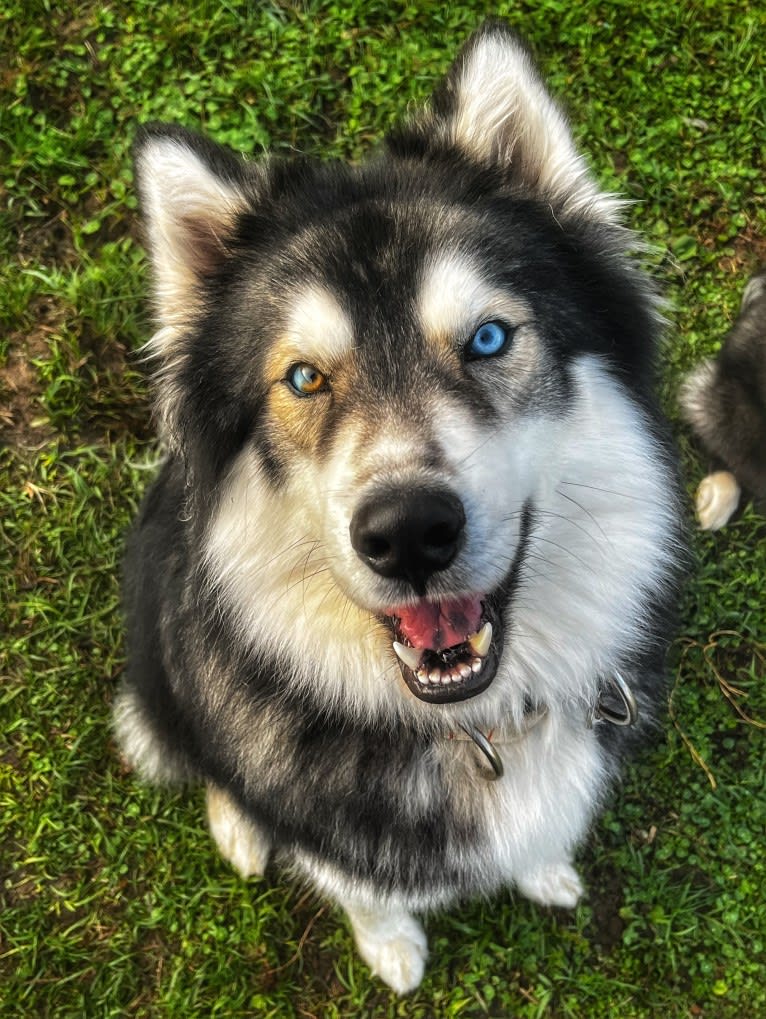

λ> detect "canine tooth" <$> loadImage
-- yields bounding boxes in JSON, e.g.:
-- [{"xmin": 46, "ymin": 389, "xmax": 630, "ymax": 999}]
[
  {"xmin": 393, "ymin": 641, "xmax": 422, "ymax": 671},
  {"xmin": 468, "ymin": 621, "xmax": 492, "ymax": 658},
  {"xmin": 471, "ymin": 657, "xmax": 483, "ymax": 673}
]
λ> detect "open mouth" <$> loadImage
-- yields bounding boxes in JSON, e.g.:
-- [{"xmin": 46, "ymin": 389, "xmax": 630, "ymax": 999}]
[
  {"xmin": 382, "ymin": 502, "xmax": 532, "ymax": 704},
  {"xmin": 385, "ymin": 594, "xmax": 501, "ymax": 704}
]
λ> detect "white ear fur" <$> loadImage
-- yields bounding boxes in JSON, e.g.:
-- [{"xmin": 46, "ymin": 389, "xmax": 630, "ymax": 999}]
[
  {"xmin": 442, "ymin": 26, "xmax": 621, "ymax": 223},
  {"xmin": 135, "ymin": 136, "xmax": 248, "ymax": 348}
]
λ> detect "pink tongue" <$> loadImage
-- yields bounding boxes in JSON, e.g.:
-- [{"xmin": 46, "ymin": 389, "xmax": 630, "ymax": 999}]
[{"xmin": 394, "ymin": 595, "xmax": 483, "ymax": 651}]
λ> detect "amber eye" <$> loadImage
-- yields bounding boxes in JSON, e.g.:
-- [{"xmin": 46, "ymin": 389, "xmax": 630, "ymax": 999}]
[{"xmin": 287, "ymin": 363, "xmax": 328, "ymax": 396}]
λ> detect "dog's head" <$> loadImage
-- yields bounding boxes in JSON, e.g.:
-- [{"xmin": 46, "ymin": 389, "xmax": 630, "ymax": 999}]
[{"xmin": 134, "ymin": 22, "xmax": 677, "ymax": 722}]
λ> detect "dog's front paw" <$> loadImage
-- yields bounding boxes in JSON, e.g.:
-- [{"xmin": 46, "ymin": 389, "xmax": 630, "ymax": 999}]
[
  {"xmin": 347, "ymin": 907, "xmax": 428, "ymax": 994},
  {"xmin": 206, "ymin": 784, "xmax": 271, "ymax": 878},
  {"xmin": 363, "ymin": 926, "xmax": 428, "ymax": 995},
  {"xmin": 516, "ymin": 860, "xmax": 584, "ymax": 909},
  {"xmin": 695, "ymin": 471, "xmax": 740, "ymax": 530}
]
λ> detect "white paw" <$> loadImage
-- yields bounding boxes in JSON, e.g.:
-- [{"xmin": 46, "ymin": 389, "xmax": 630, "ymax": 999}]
[
  {"xmin": 206, "ymin": 785, "xmax": 270, "ymax": 878},
  {"xmin": 696, "ymin": 471, "xmax": 741, "ymax": 530},
  {"xmin": 516, "ymin": 860, "xmax": 584, "ymax": 909},
  {"xmin": 349, "ymin": 909, "xmax": 428, "ymax": 995}
]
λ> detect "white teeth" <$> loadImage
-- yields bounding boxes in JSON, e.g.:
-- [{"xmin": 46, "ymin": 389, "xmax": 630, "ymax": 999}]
[
  {"xmin": 401, "ymin": 624, "xmax": 493, "ymax": 688},
  {"xmin": 393, "ymin": 641, "xmax": 423, "ymax": 671},
  {"xmin": 468, "ymin": 621, "xmax": 492, "ymax": 658}
]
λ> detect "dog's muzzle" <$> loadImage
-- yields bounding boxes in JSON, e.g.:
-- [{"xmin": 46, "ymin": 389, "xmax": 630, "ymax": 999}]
[{"xmin": 350, "ymin": 486, "xmax": 503, "ymax": 704}]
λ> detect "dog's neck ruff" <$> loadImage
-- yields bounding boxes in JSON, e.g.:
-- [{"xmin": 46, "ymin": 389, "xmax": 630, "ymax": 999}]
[{"xmin": 454, "ymin": 670, "xmax": 639, "ymax": 781}]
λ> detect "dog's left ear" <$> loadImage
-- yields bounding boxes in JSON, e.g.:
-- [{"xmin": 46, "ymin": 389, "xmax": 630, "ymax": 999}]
[{"xmin": 387, "ymin": 20, "xmax": 619, "ymax": 224}]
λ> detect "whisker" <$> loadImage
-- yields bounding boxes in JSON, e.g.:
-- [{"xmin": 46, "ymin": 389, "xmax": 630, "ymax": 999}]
[
  {"xmin": 315, "ymin": 576, "xmax": 353, "ymax": 618},
  {"xmin": 527, "ymin": 507, "xmax": 606, "ymax": 548},
  {"xmin": 558, "ymin": 479, "xmax": 653, "ymax": 504},
  {"xmin": 522, "ymin": 553, "xmax": 585, "ymax": 587},
  {"xmin": 287, "ymin": 565, "xmax": 335, "ymax": 596},
  {"xmin": 554, "ymin": 488, "xmax": 609, "ymax": 542},
  {"xmin": 525, "ymin": 534, "xmax": 594, "ymax": 573},
  {"xmin": 298, "ymin": 541, "xmax": 324, "ymax": 616},
  {"xmin": 452, "ymin": 423, "xmax": 507, "ymax": 470},
  {"xmin": 211, "ymin": 533, "xmax": 321, "ymax": 586}
]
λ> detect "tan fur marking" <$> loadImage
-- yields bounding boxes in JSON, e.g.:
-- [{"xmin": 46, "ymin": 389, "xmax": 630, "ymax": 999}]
[
  {"xmin": 267, "ymin": 379, "xmax": 330, "ymax": 453},
  {"xmin": 261, "ymin": 286, "xmax": 355, "ymax": 453},
  {"xmin": 267, "ymin": 285, "xmax": 354, "ymax": 379}
]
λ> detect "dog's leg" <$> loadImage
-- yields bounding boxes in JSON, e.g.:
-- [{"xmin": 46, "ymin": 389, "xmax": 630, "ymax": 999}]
[
  {"xmin": 206, "ymin": 784, "xmax": 271, "ymax": 878},
  {"xmin": 340, "ymin": 899, "xmax": 428, "ymax": 995},
  {"xmin": 695, "ymin": 470, "xmax": 741, "ymax": 530},
  {"xmin": 515, "ymin": 859, "xmax": 584, "ymax": 910},
  {"xmin": 113, "ymin": 684, "xmax": 193, "ymax": 784}
]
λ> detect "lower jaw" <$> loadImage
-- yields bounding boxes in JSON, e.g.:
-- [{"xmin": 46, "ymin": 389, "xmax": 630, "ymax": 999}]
[{"xmin": 400, "ymin": 641, "xmax": 500, "ymax": 703}]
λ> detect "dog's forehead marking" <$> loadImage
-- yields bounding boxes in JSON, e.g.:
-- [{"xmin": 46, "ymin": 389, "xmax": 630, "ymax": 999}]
[
  {"xmin": 282, "ymin": 285, "xmax": 355, "ymax": 365},
  {"xmin": 417, "ymin": 252, "xmax": 533, "ymax": 343}
]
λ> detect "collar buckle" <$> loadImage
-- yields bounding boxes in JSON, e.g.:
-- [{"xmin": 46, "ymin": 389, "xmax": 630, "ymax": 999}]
[
  {"xmin": 592, "ymin": 670, "xmax": 638, "ymax": 727},
  {"xmin": 458, "ymin": 724, "xmax": 505, "ymax": 780}
]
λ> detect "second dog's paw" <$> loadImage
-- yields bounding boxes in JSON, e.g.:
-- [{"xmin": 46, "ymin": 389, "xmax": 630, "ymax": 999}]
[
  {"xmin": 696, "ymin": 471, "xmax": 740, "ymax": 531},
  {"xmin": 516, "ymin": 860, "xmax": 584, "ymax": 910},
  {"xmin": 350, "ymin": 911, "xmax": 428, "ymax": 995},
  {"xmin": 206, "ymin": 785, "xmax": 270, "ymax": 878}
]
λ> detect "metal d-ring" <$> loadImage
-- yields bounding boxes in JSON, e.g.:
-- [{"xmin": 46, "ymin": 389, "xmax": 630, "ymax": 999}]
[
  {"xmin": 459, "ymin": 724, "xmax": 505, "ymax": 780},
  {"xmin": 594, "ymin": 670, "xmax": 639, "ymax": 727}
]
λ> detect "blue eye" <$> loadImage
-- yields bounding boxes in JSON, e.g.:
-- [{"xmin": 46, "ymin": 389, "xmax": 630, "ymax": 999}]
[
  {"xmin": 288, "ymin": 363, "xmax": 327, "ymax": 396},
  {"xmin": 466, "ymin": 321, "xmax": 511, "ymax": 360}
]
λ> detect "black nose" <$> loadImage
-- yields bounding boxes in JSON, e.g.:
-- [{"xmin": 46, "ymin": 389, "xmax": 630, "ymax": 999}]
[{"xmin": 350, "ymin": 488, "xmax": 465, "ymax": 595}]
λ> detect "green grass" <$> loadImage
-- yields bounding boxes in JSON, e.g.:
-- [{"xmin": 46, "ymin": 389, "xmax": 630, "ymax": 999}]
[{"xmin": 2, "ymin": 1, "xmax": 765, "ymax": 1016}]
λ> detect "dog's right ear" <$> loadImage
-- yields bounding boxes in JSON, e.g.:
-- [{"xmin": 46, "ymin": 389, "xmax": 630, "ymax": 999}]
[{"xmin": 133, "ymin": 124, "xmax": 253, "ymax": 348}]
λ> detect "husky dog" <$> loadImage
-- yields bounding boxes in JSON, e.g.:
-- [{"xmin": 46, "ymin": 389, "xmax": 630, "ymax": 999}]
[
  {"xmin": 115, "ymin": 21, "xmax": 684, "ymax": 993},
  {"xmin": 681, "ymin": 270, "xmax": 766, "ymax": 530}
]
